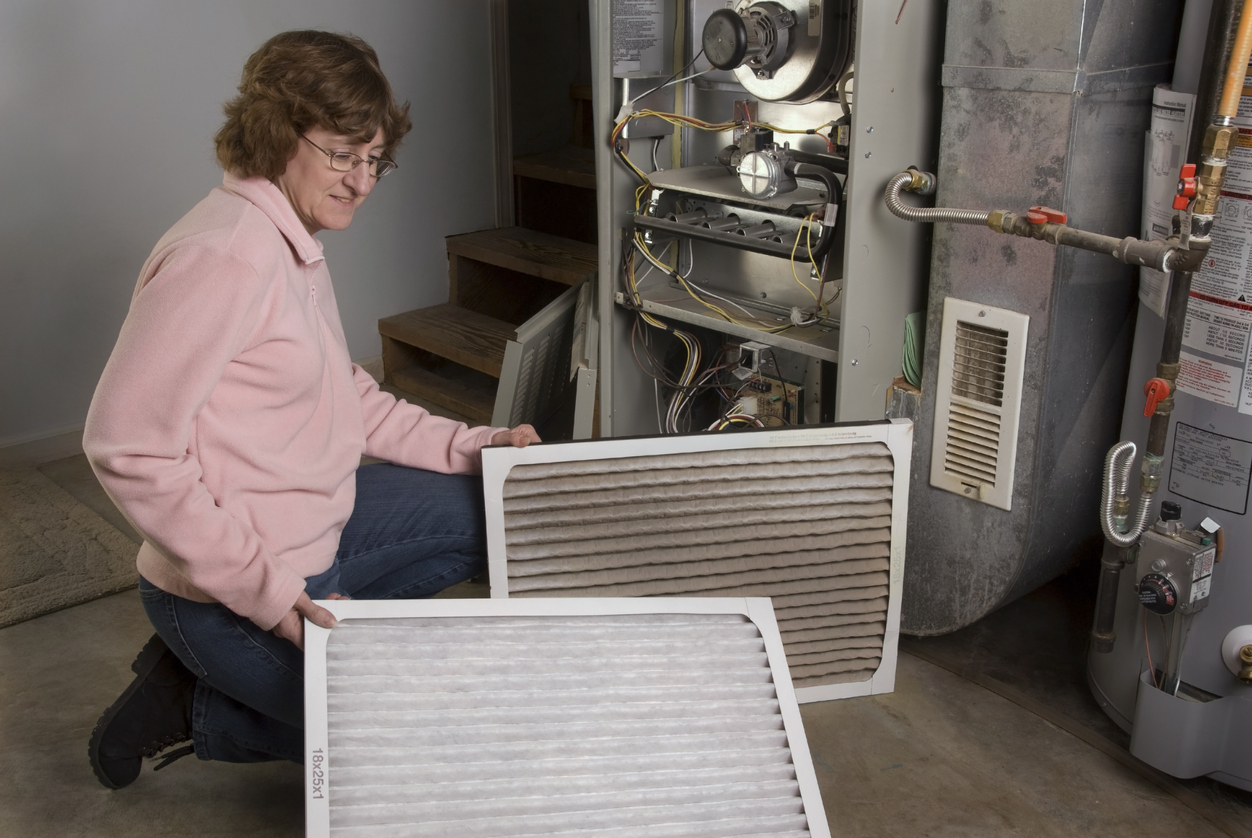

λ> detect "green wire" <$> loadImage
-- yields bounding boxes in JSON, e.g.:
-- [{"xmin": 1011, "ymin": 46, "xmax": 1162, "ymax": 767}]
[{"xmin": 903, "ymin": 311, "xmax": 925, "ymax": 388}]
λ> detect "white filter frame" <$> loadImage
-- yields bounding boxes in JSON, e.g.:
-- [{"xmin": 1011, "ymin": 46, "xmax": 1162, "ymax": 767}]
[
  {"xmin": 305, "ymin": 597, "xmax": 830, "ymax": 838},
  {"xmin": 482, "ymin": 420, "xmax": 913, "ymax": 703}
]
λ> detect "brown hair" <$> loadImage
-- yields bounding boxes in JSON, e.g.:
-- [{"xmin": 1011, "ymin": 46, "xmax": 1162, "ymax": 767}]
[{"xmin": 214, "ymin": 30, "xmax": 412, "ymax": 179}]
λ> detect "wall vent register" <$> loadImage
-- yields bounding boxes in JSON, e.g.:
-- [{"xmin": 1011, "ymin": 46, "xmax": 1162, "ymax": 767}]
[
  {"xmin": 483, "ymin": 421, "xmax": 913, "ymax": 703},
  {"xmin": 304, "ymin": 598, "xmax": 830, "ymax": 838},
  {"xmin": 930, "ymin": 298, "xmax": 1029, "ymax": 512}
]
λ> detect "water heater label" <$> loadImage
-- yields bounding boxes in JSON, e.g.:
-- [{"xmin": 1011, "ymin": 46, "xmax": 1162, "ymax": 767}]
[
  {"xmin": 1168, "ymin": 422, "xmax": 1252, "ymax": 515},
  {"xmin": 1183, "ymin": 293, "xmax": 1252, "ymax": 362}
]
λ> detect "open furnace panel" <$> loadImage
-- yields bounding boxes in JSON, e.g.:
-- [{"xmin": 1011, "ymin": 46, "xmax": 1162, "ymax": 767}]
[{"xmin": 593, "ymin": 0, "xmax": 942, "ymax": 435}]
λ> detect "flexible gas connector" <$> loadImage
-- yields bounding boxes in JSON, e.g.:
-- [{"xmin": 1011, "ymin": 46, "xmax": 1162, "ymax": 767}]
[
  {"xmin": 884, "ymin": 170, "xmax": 991, "ymax": 225},
  {"xmin": 1100, "ymin": 441, "xmax": 1155, "ymax": 548}
]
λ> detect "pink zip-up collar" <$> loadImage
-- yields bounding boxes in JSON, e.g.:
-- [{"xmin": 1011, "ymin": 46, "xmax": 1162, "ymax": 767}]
[{"xmin": 221, "ymin": 171, "xmax": 326, "ymax": 266}]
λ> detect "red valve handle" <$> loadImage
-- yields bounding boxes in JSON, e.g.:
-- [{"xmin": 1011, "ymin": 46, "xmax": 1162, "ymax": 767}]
[
  {"xmin": 1027, "ymin": 206, "xmax": 1067, "ymax": 225},
  {"xmin": 1144, "ymin": 378, "xmax": 1171, "ymax": 417},
  {"xmin": 1174, "ymin": 164, "xmax": 1198, "ymax": 211}
]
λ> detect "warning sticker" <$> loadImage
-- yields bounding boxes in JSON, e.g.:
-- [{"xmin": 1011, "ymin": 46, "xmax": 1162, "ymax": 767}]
[
  {"xmin": 1168, "ymin": 422, "xmax": 1252, "ymax": 515},
  {"xmin": 1191, "ymin": 190, "xmax": 1252, "ymax": 302},
  {"xmin": 1172, "ymin": 78, "xmax": 1252, "ymax": 410},
  {"xmin": 1183, "ymin": 291, "xmax": 1252, "ymax": 362},
  {"xmin": 612, "ymin": 0, "xmax": 665, "ymax": 76},
  {"xmin": 1177, "ymin": 351, "xmax": 1242, "ymax": 408}
]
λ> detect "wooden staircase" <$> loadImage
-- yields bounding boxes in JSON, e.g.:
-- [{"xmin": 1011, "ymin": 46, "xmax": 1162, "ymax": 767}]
[{"xmin": 380, "ymin": 86, "xmax": 598, "ymax": 429}]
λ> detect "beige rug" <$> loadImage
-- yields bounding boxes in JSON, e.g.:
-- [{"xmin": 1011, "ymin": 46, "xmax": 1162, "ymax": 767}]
[{"xmin": 0, "ymin": 466, "xmax": 138, "ymax": 628}]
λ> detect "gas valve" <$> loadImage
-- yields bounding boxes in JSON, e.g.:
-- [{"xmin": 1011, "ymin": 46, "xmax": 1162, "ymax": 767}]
[
  {"xmin": 1134, "ymin": 500, "xmax": 1216, "ymax": 617},
  {"xmin": 1173, "ymin": 163, "xmax": 1198, "ymax": 210},
  {"xmin": 1143, "ymin": 377, "xmax": 1171, "ymax": 417},
  {"xmin": 1026, "ymin": 206, "xmax": 1067, "ymax": 225}
]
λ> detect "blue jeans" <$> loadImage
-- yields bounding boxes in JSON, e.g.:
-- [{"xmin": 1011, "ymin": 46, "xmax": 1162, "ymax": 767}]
[{"xmin": 139, "ymin": 464, "xmax": 488, "ymax": 764}]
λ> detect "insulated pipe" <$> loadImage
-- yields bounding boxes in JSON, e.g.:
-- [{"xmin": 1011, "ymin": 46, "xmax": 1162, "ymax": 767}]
[
  {"xmin": 789, "ymin": 161, "xmax": 844, "ymax": 232},
  {"xmin": 787, "ymin": 149, "xmax": 849, "ymax": 175},
  {"xmin": 1218, "ymin": 0, "xmax": 1252, "ymax": 118}
]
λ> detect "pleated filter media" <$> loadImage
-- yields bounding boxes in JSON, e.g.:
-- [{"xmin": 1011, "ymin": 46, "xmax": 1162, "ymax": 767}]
[
  {"xmin": 483, "ymin": 422, "xmax": 913, "ymax": 702},
  {"xmin": 305, "ymin": 598, "xmax": 829, "ymax": 838}
]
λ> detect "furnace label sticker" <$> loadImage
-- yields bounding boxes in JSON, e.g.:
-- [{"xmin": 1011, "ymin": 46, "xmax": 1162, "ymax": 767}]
[
  {"xmin": 1177, "ymin": 350, "xmax": 1242, "ymax": 408},
  {"xmin": 1168, "ymin": 422, "xmax": 1252, "ymax": 515},
  {"xmin": 612, "ymin": 0, "xmax": 665, "ymax": 76}
]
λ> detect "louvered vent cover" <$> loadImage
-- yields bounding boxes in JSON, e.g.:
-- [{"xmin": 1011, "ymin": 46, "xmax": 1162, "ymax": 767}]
[
  {"xmin": 483, "ymin": 422, "xmax": 913, "ymax": 703},
  {"xmin": 492, "ymin": 281, "xmax": 584, "ymax": 430},
  {"xmin": 304, "ymin": 598, "xmax": 830, "ymax": 838},
  {"xmin": 930, "ymin": 298, "xmax": 1028, "ymax": 512}
]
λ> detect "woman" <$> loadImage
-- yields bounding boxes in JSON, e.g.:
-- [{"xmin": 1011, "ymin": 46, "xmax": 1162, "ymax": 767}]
[{"xmin": 83, "ymin": 30, "xmax": 538, "ymax": 789}]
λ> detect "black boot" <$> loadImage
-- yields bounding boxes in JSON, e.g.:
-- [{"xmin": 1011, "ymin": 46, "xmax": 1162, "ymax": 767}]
[{"xmin": 88, "ymin": 634, "xmax": 196, "ymax": 789}]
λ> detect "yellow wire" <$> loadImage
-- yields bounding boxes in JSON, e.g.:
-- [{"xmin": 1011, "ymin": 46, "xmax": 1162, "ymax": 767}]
[
  {"xmin": 790, "ymin": 214, "xmax": 819, "ymax": 303},
  {"xmin": 616, "ymin": 109, "xmax": 835, "ymax": 340}
]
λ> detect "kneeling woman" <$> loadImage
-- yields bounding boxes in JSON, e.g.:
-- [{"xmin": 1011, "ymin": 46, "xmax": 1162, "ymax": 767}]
[{"xmin": 84, "ymin": 30, "xmax": 538, "ymax": 788}]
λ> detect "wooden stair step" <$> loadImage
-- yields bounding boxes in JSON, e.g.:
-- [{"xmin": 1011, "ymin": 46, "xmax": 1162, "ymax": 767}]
[
  {"xmin": 386, "ymin": 362, "xmax": 496, "ymax": 425},
  {"xmin": 379, "ymin": 304, "xmax": 513, "ymax": 378},
  {"xmin": 513, "ymin": 145, "xmax": 596, "ymax": 189},
  {"xmin": 446, "ymin": 227, "xmax": 597, "ymax": 287}
]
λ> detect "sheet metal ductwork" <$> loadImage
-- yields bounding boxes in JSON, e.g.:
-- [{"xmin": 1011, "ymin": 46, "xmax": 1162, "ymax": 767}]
[{"xmin": 903, "ymin": 0, "xmax": 1184, "ymax": 633}]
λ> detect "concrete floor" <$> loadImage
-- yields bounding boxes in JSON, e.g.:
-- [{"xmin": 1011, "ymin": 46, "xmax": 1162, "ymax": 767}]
[{"xmin": 3, "ymin": 453, "xmax": 1252, "ymax": 836}]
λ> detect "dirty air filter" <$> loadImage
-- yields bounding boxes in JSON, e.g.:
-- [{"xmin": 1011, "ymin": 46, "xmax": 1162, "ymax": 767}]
[
  {"xmin": 304, "ymin": 598, "xmax": 830, "ymax": 838},
  {"xmin": 483, "ymin": 421, "xmax": 913, "ymax": 702}
]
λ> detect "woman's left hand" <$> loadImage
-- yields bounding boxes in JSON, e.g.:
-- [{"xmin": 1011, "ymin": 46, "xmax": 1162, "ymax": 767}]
[{"xmin": 492, "ymin": 424, "xmax": 541, "ymax": 448}]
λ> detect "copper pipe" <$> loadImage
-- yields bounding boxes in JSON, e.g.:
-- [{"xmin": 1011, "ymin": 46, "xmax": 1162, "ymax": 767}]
[{"xmin": 1218, "ymin": 0, "xmax": 1252, "ymax": 118}]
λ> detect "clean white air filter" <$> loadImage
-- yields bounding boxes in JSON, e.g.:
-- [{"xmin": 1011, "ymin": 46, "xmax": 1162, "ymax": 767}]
[
  {"xmin": 482, "ymin": 421, "xmax": 913, "ymax": 703},
  {"xmin": 305, "ymin": 598, "xmax": 829, "ymax": 838}
]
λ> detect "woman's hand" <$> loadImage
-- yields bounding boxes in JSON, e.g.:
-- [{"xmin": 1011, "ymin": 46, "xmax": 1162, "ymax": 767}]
[
  {"xmin": 272, "ymin": 591, "xmax": 346, "ymax": 651},
  {"xmin": 492, "ymin": 424, "xmax": 541, "ymax": 448}
]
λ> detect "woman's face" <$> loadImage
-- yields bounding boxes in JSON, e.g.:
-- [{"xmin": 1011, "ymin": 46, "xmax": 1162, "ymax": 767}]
[{"xmin": 273, "ymin": 126, "xmax": 386, "ymax": 235}]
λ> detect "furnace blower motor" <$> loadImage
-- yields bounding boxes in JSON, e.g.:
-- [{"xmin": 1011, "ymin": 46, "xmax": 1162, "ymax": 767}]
[{"xmin": 700, "ymin": 0, "xmax": 852, "ymax": 103}]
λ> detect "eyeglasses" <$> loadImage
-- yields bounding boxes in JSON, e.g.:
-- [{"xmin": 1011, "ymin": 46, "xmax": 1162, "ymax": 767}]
[{"xmin": 300, "ymin": 134, "xmax": 397, "ymax": 179}]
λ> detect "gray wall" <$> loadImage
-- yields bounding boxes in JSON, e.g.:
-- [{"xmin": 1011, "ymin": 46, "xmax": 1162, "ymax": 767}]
[{"xmin": 0, "ymin": 0, "xmax": 497, "ymax": 448}]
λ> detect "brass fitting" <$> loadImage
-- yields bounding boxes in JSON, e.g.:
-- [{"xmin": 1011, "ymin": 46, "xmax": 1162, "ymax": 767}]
[
  {"xmin": 1193, "ymin": 125, "xmax": 1238, "ymax": 216},
  {"xmin": 1240, "ymin": 645, "xmax": 1252, "ymax": 683},
  {"xmin": 1139, "ymin": 453, "xmax": 1164, "ymax": 493},
  {"xmin": 1157, "ymin": 361, "xmax": 1182, "ymax": 384},
  {"xmin": 1205, "ymin": 123, "xmax": 1237, "ymax": 157},
  {"xmin": 904, "ymin": 168, "xmax": 936, "ymax": 195}
]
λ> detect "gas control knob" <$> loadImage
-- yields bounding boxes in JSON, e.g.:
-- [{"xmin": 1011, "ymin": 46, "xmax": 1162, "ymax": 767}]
[
  {"xmin": 1160, "ymin": 501, "xmax": 1181, "ymax": 521},
  {"xmin": 1137, "ymin": 573, "xmax": 1178, "ymax": 615}
]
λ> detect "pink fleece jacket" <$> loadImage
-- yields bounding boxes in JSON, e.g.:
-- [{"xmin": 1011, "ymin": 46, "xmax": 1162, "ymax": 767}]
[{"xmin": 84, "ymin": 172, "xmax": 500, "ymax": 630}]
